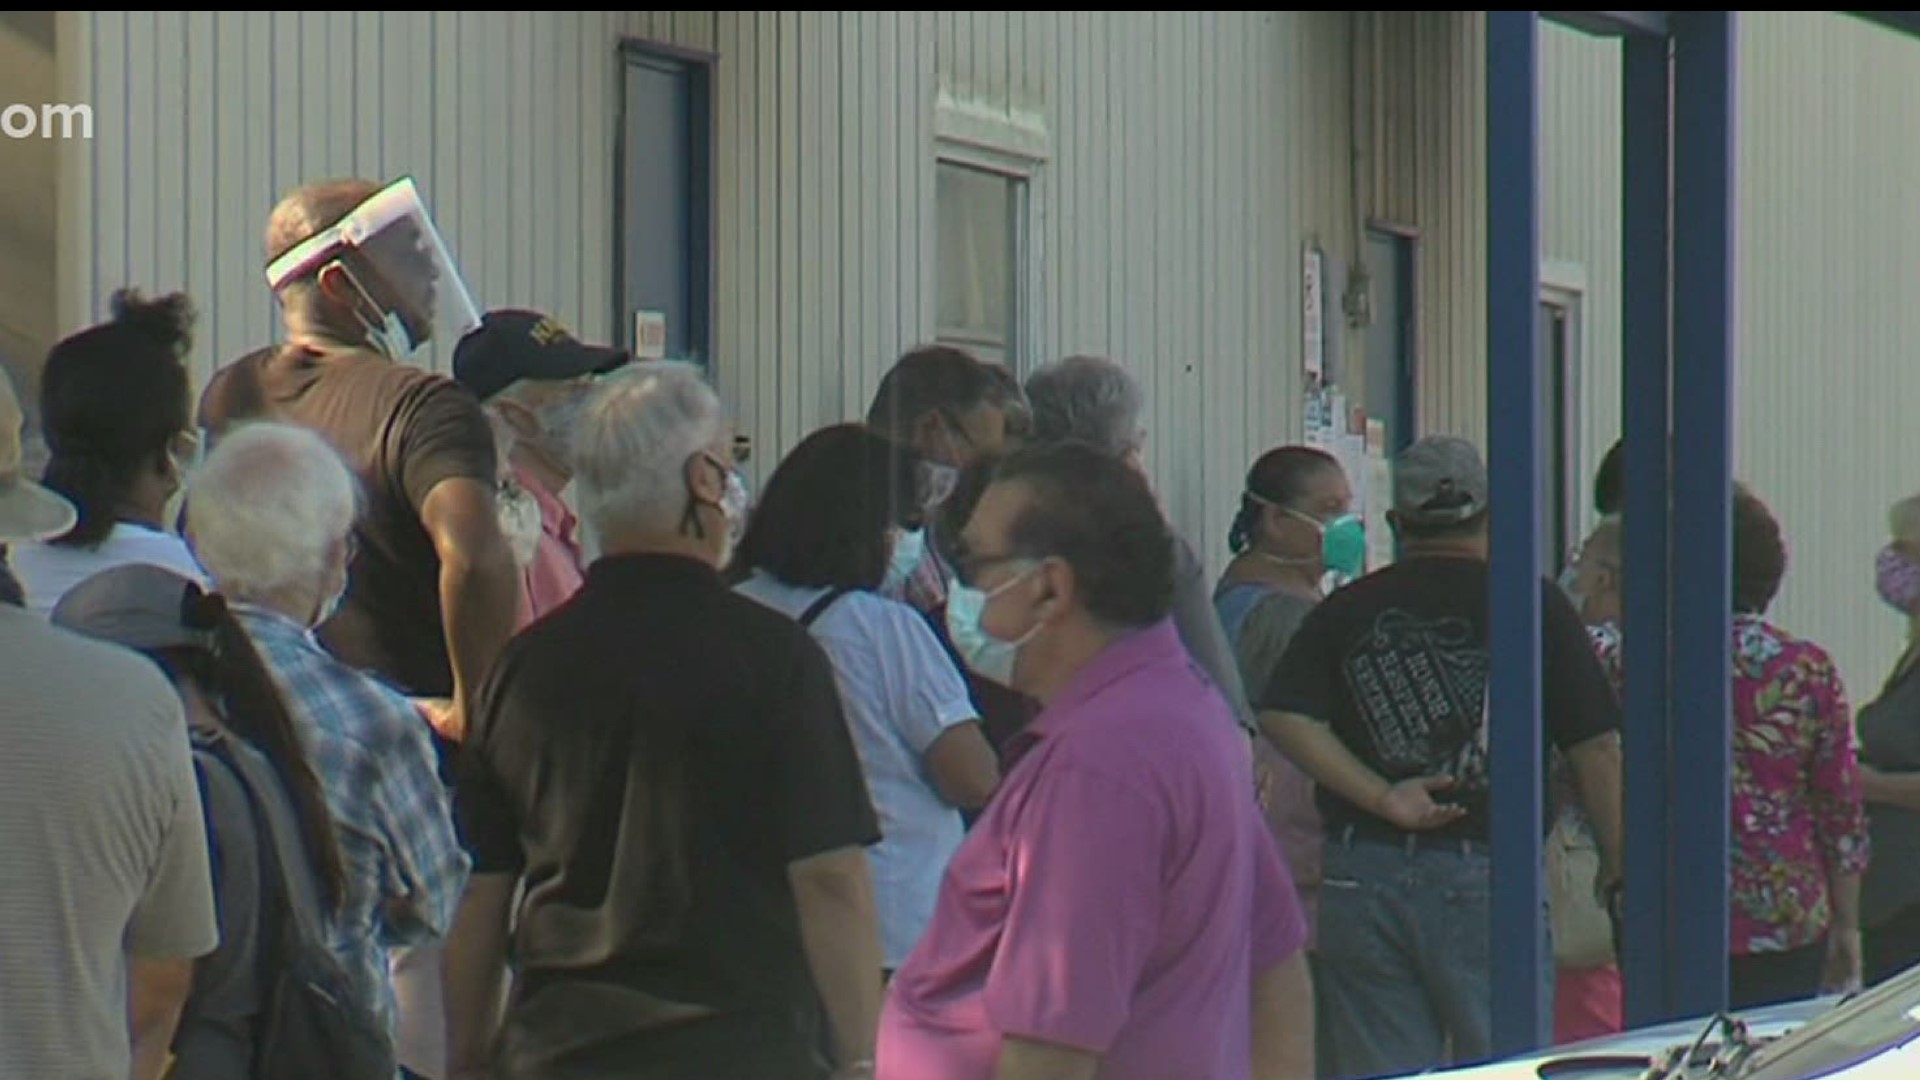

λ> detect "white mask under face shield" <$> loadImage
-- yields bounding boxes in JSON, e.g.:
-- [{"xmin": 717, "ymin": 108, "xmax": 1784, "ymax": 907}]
[{"xmin": 264, "ymin": 177, "xmax": 481, "ymax": 359}]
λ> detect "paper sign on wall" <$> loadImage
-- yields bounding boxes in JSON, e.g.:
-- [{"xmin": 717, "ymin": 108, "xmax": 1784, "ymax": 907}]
[
  {"xmin": 1303, "ymin": 247, "xmax": 1325, "ymax": 382},
  {"xmin": 635, "ymin": 311, "xmax": 668, "ymax": 360}
]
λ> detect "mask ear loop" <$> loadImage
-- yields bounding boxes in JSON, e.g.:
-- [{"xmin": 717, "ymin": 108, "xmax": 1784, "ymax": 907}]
[
  {"xmin": 1243, "ymin": 491, "xmax": 1325, "ymax": 567},
  {"xmin": 678, "ymin": 454, "xmax": 732, "ymax": 542},
  {"xmin": 989, "ymin": 559, "xmax": 1051, "ymax": 651},
  {"xmin": 338, "ymin": 260, "xmax": 418, "ymax": 359}
]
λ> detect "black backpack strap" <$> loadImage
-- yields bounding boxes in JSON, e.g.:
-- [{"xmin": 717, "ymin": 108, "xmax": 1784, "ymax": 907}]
[{"xmin": 797, "ymin": 587, "xmax": 852, "ymax": 630}]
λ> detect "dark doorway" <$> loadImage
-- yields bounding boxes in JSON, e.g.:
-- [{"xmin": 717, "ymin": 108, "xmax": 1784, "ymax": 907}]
[{"xmin": 616, "ymin": 41, "xmax": 714, "ymax": 370}]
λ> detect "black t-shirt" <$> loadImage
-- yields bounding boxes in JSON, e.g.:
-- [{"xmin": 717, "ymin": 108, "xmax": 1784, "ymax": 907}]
[
  {"xmin": 199, "ymin": 345, "xmax": 497, "ymax": 699},
  {"xmin": 455, "ymin": 554, "xmax": 881, "ymax": 1072},
  {"xmin": 1261, "ymin": 555, "xmax": 1620, "ymax": 843}
]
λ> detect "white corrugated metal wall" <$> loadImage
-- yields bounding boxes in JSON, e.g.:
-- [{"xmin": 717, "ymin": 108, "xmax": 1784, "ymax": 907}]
[
  {"xmin": 54, "ymin": 10, "xmax": 675, "ymax": 386},
  {"xmin": 51, "ymin": 9, "xmax": 1356, "ymax": 579},
  {"xmin": 0, "ymin": 14, "xmax": 58, "ymax": 390},
  {"xmin": 1490, "ymin": 12, "xmax": 1920, "ymax": 698},
  {"xmin": 932, "ymin": 10, "xmax": 1358, "ymax": 569},
  {"xmin": 1539, "ymin": 24, "xmax": 1623, "ymax": 551},
  {"xmin": 54, "ymin": 10, "xmax": 1918, "ymax": 694},
  {"xmin": 1735, "ymin": 12, "xmax": 1920, "ymax": 698},
  {"xmin": 1371, "ymin": 10, "xmax": 1487, "ymax": 448}
]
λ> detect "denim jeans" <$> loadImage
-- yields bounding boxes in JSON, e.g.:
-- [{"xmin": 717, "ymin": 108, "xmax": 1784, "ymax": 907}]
[{"xmin": 1315, "ymin": 828, "xmax": 1537, "ymax": 1080}]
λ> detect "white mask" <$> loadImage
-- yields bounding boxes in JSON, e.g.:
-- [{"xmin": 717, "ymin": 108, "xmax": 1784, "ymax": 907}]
[
  {"xmin": 721, "ymin": 468, "xmax": 751, "ymax": 561},
  {"xmin": 312, "ymin": 580, "xmax": 346, "ymax": 630},
  {"xmin": 498, "ymin": 483, "xmax": 544, "ymax": 568},
  {"xmin": 920, "ymin": 461, "xmax": 961, "ymax": 510},
  {"xmin": 362, "ymin": 308, "xmax": 416, "ymax": 361}
]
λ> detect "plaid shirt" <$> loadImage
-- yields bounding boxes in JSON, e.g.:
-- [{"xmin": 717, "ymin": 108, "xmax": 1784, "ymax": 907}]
[{"xmin": 234, "ymin": 604, "xmax": 471, "ymax": 1038}]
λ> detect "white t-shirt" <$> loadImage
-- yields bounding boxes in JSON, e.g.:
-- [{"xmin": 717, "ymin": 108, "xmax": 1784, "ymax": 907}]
[
  {"xmin": 8, "ymin": 523, "xmax": 209, "ymax": 619},
  {"xmin": 735, "ymin": 573, "xmax": 980, "ymax": 968}
]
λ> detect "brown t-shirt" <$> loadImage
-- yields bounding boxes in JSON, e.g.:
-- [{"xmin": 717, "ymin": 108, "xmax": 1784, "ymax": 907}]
[{"xmin": 199, "ymin": 345, "xmax": 498, "ymax": 698}]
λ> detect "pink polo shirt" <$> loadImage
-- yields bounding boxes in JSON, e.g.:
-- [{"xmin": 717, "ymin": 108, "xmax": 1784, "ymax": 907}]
[
  {"xmin": 514, "ymin": 464, "xmax": 586, "ymax": 628},
  {"xmin": 877, "ymin": 619, "xmax": 1307, "ymax": 1080}
]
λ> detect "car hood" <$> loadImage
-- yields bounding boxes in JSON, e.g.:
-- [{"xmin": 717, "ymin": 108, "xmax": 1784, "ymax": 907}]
[{"xmin": 1410, "ymin": 995, "xmax": 1844, "ymax": 1078}]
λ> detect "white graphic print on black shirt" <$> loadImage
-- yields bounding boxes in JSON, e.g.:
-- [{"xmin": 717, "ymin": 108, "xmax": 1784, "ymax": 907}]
[
  {"xmin": 1344, "ymin": 610, "xmax": 1490, "ymax": 797},
  {"xmin": 1261, "ymin": 556, "xmax": 1622, "ymax": 843}
]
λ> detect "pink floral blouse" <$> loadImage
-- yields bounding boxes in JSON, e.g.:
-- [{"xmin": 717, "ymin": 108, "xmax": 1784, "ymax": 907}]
[{"xmin": 1591, "ymin": 616, "xmax": 1871, "ymax": 955}]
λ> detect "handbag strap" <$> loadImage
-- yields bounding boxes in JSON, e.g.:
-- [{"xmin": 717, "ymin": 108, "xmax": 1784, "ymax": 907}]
[
  {"xmin": 198, "ymin": 732, "xmax": 326, "ymax": 956},
  {"xmin": 797, "ymin": 587, "xmax": 853, "ymax": 630}
]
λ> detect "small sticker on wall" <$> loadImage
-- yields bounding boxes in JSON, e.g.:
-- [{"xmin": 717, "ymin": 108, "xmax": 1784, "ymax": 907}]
[{"xmin": 635, "ymin": 311, "xmax": 668, "ymax": 360}]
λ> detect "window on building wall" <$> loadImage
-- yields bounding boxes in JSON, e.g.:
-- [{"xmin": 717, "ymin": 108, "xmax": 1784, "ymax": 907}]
[
  {"xmin": 1363, "ymin": 227, "xmax": 1418, "ymax": 454},
  {"xmin": 935, "ymin": 160, "xmax": 1024, "ymax": 371}
]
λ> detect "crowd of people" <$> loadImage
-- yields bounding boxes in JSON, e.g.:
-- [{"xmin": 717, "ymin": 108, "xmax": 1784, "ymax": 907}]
[{"xmin": 0, "ymin": 171, "xmax": 1916, "ymax": 1080}]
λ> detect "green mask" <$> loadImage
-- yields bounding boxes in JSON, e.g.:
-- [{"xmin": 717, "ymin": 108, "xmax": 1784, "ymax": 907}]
[
  {"xmin": 1281, "ymin": 507, "xmax": 1368, "ymax": 582},
  {"xmin": 1321, "ymin": 513, "xmax": 1368, "ymax": 580}
]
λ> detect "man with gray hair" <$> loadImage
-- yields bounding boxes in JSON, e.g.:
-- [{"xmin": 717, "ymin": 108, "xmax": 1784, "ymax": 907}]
[
  {"xmin": 446, "ymin": 362, "xmax": 884, "ymax": 1080},
  {"xmin": 186, "ymin": 420, "xmax": 471, "ymax": 1063},
  {"xmin": 1022, "ymin": 354, "xmax": 1257, "ymax": 734}
]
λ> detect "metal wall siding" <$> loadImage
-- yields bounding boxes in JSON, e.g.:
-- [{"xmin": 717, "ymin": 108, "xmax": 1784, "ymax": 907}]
[
  {"xmin": 1540, "ymin": 23, "xmax": 1624, "ymax": 547},
  {"xmin": 1733, "ymin": 13, "xmax": 1920, "ymax": 698},
  {"xmin": 50, "ymin": 9, "xmax": 1920, "ymax": 704},
  {"xmin": 932, "ymin": 9, "xmax": 1353, "ymax": 570},
  {"xmin": 60, "ymin": 10, "xmax": 1356, "ymax": 575},
  {"xmin": 1372, "ymin": 11, "xmax": 1488, "ymax": 448}
]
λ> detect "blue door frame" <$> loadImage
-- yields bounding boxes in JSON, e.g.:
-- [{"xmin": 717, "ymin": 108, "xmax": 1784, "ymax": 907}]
[
  {"xmin": 1487, "ymin": 8, "xmax": 1739, "ymax": 1055},
  {"xmin": 1493, "ymin": 9, "xmax": 1920, "ymax": 1056},
  {"xmin": 615, "ymin": 39, "xmax": 716, "ymax": 370}
]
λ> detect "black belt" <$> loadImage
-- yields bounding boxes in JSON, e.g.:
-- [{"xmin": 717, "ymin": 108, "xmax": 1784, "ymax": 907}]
[{"xmin": 1332, "ymin": 819, "xmax": 1489, "ymax": 857}]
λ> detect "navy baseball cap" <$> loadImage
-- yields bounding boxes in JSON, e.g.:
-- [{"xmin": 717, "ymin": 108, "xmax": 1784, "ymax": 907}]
[{"xmin": 452, "ymin": 309, "xmax": 630, "ymax": 402}]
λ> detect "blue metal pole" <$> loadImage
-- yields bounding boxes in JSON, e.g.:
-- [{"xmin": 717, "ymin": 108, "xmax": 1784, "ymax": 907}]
[
  {"xmin": 1619, "ymin": 30, "xmax": 1676, "ymax": 1028},
  {"xmin": 1669, "ymin": 8, "xmax": 1738, "ymax": 1020},
  {"xmin": 1485, "ymin": 9, "xmax": 1549, "ymax": 1059}
]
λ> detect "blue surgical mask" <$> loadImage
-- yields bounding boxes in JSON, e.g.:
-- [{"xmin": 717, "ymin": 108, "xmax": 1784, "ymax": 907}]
[
  {"xmin": 945, "ymin": 564, "xmax": 1043, "ymax": 687},
  {"xmin": 885, "ymin": 528, "xmax": 928, "ymax": 594},
  {"xmin": 339, "ymin": 265, "xmax": 418, "ymax": 361},
  {"xmin": 363, "ymin": 309, "xmax": 416, "ymax": 361}
]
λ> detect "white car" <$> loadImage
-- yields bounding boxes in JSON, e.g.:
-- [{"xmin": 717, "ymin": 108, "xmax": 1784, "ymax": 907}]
[{"xmin": 1398, "ymin": 962, "xmax": 1920, "ymax": 1079}]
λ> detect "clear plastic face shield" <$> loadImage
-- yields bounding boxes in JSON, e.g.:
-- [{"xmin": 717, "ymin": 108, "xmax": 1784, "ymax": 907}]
[{"xmin": 264, "ymin": 177, "xmax": 481, "ymax": 360}]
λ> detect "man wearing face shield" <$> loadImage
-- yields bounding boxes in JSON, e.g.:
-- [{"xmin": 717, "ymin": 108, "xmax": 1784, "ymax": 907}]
[
  {"xmin": 197, "ymin": 176, "xmax": 520, "ymax": 749},
  {"xmin": 454, "ymin": 309, "xmax": 631, "ymax": 627}
]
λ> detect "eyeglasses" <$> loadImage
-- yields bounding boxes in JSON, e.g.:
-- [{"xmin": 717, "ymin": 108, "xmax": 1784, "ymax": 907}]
[{"xmin": 953, "ymin": 550, "xmax": 1037, "ymax": 590}]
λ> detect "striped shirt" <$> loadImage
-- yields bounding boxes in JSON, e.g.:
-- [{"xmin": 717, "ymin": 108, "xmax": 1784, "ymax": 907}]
[
  {"xmin": 0, "ymin": 605, "xmax": 217, "ymax": 1078},
  {"xmin": 234, "ymin": 604, "xmax": 470, "ymax": 1037}
]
